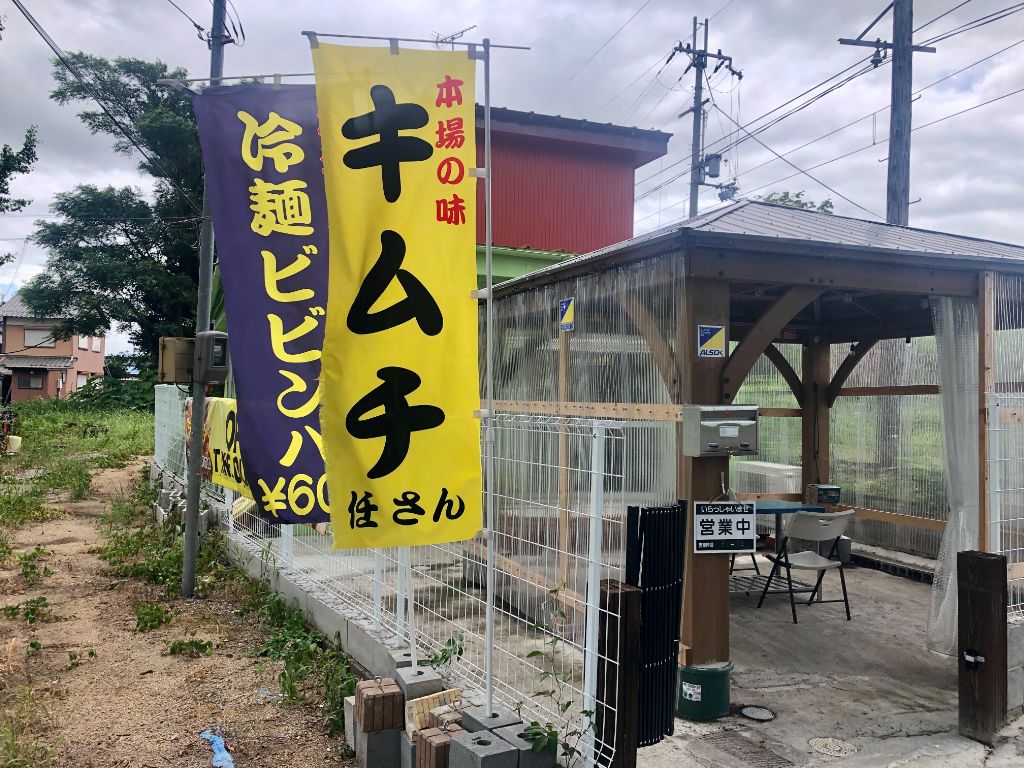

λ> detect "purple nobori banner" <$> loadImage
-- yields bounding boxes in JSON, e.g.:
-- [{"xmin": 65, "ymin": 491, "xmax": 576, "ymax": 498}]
[{"xmin": 193, "ymin": 84, "xmax": 329, "ymax": 523}]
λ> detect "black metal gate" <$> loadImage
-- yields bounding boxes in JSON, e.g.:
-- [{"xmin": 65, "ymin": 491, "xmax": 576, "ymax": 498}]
[{"xmin": 624, "ymin": 501, "xmax": 687, "ymax": 747}]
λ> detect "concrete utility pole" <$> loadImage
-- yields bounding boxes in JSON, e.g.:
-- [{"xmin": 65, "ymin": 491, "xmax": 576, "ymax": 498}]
[
  {"xmin": 182, "ymin": 0, "xmax": 229, "ymax": 598},
  {"xmin": 676, "ymin": 18, "xmax": 741, "ymax": 218},
  {"xmin": 840, "ymin": 0, "xmax": 935, "ymax": 226}
]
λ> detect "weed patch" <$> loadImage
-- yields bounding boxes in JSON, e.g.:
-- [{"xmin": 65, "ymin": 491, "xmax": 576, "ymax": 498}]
[
  {"xmin": 133, "ymin": 602, "xmax": 174, "ymax": 632},
  {"xmin": 168, "ymin": 637, "xmax": 213, "ymax": 657},
  {"xmin": 17, "ymin": 547, "xmax": 53, "ymax": 585}
]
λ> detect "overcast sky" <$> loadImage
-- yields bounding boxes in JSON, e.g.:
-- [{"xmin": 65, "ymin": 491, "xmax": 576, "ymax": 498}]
[{"xmin": 1, "ymin": 0, "xmax": 1023, "ymax": 354}]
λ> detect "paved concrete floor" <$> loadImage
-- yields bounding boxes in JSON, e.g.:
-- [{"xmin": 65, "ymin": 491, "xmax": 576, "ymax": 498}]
[{"xmin": 642, "ymin": 560, "xmax": 1024, "ymax": 767}]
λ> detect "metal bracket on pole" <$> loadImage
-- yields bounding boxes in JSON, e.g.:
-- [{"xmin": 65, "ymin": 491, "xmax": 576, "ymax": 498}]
[
  {"xmin": 470, "ymin": 167, "xmax": 489, "ymax": 178},
  {"xmin": 389, "ymin": 38, "xmax": 400, "ymax": 55},
  {"xmin": 472, "ymin": 288, "xmax": 490, "ymax": 300},
  {"xmin": 302, "ymin": 30, "xmax": 319, "ymax": 49}
]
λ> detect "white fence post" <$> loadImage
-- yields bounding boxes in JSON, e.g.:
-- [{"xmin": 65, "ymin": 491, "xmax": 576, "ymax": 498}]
[
  {"xmin": 582, "ymin": 423, "xmax": 606, "ymax": 768},
  {"xmin": 280, "ymin": 523, "xmax": 293, "ymax": 564},
  {"xmin": 396, "ymin": 547, "xmax": 408, "ymax": 642},
  {"xmin": 373, "ymin": 549, "xmax": 384, "ymax": 634}
]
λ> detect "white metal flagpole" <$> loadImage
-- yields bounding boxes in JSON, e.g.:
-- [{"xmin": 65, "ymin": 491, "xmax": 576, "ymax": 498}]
[{"xmin": 482, "ymin": 36, "xmax": 497, "ymax": 720}]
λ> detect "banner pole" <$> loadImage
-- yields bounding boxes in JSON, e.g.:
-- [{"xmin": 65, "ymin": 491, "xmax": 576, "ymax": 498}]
[{"xmin": 483, "ymin": 36, "xmax": 497, "ymax": 719}]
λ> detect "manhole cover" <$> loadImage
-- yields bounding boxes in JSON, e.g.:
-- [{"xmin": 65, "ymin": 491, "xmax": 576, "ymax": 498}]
[
  {"xmin": 740, "ymin": 706, "xmax": 776, "ymax": 722},
  {"xmin": 703, "ymin": 732, "xmax": 793, "ymax": 767},
  {"xmin": 808, "ymin": 737, "xmax": 857, "ymax": 757}
]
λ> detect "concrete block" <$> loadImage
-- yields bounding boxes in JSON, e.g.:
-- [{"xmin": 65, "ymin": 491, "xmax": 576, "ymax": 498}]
[
  {"xmin": 390, "ymin": 646, "xmax": 416, "ymax": 674},
  {"xmin": 493, "ymin": 725, "xmax": 557, "ymax": 768},
  {"xmin": 1008, "ymin": 619, "xmax": 1024, "ymax": 669},
  {"xmin": 1008, "ymin": 665, "xmax": 1024, "ymax": 716},
  {"xmin": 345, "ymin": 696, "xmax": 356, "ymax": 750},
  {"xmin": 450, "ymin": 731, "xmax": 517, "ymax": 768},
  {"xmin": 396, "ymin": 666, "xmax": 444, "ymax": 701},
  {"xmin": 348, "ymin": 619, "xmax": 396, "ymax": 678},
  {"xmin": 356, "ymin": 724, "xmax": 401, "ymax": 768},
  {"xmin": 460, "ymin": 705, "xmax": 521, "ymax": 733},
  {"xmin": 401, "ymin": 730, "xmax": 416, "ymax": 768}
]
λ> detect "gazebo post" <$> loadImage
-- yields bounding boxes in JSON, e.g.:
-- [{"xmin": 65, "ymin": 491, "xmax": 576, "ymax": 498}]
[
  {"xmin": 801, "ymin": 340, "xmax": 831, "ymax": 491},
  {"xmin": 678, "ymin": 278, "xmax": 731, "ymax": 665},
  {"xmin": 979, "ymin": 270, "xmax": 995, "ymax": 552}
]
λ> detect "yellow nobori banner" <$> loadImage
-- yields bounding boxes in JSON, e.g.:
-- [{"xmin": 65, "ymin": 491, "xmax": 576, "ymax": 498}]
[{"xmin": 313, "ymin": 43, "xmax": 482, "ymax": 548}]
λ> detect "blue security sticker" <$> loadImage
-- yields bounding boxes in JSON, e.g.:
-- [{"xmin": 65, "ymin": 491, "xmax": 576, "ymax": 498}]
[{"xmin": 697, "ymin": 324, "xmax": 726, "ymax": 358}]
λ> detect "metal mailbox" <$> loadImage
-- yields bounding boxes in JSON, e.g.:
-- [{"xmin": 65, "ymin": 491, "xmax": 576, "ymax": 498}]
[{"xmin": 682, "ymin": 404, "xmax": 759, "ymax": 457}]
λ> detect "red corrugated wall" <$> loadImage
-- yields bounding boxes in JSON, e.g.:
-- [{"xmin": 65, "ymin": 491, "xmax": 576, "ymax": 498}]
[{"xmin": 475, "ymin": 133, "xmax": 636, "ymax": 254}]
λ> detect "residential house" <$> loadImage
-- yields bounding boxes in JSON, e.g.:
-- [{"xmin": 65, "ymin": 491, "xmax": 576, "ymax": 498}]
[{"xmin": 0, "ymin": 292, "xmax": 106, "ymax": 403}]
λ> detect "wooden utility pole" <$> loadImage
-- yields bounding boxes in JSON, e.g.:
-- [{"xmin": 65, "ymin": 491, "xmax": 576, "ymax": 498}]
[{"xmin": 839, "ymin": 0, "xmax": 935, "ymax": 226}]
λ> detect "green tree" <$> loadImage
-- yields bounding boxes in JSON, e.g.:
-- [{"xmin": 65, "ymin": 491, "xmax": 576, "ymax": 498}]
[
  {"xmin": 0, "ymin": 126, "xmax": 38, "ymax": 213},
  {"xmin": 757, "ymin": 190, "xmax": 834, "ymax": 215},
  {"xmin": 21, "ymin": 54, "xmax": 201, "ymax": 361}
]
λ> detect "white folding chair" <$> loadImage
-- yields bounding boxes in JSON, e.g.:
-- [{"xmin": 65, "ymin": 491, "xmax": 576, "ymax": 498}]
[{"xmin": 756, "ymin": 510, "xmax": 854, "ymax": 624}]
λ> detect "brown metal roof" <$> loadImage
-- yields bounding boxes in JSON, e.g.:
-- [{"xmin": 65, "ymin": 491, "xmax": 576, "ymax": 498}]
[{"xmin": 495, "ymin": 200, "xmax": 1024, "ymax": 296}]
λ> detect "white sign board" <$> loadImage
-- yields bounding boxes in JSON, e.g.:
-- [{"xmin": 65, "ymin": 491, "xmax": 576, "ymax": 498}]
[{"xmin": 694, "ymin": 501, "xmax": 756, "ymax": 553}]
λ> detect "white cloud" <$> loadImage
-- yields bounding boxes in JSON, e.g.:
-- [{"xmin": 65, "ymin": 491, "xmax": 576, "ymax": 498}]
[{"xmin": 1, "ymin": 0, "xmax": 1023, "ymax": 352}]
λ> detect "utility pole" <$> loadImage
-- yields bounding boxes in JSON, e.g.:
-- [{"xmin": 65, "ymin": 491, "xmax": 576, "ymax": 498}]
[
  {"xmin": 676, "ymin": 18, "xmax": 741, "ymax": 218},
  {"xmin": 840, "ymin": 0, "xmax": 935, "ymax": 225},
  {"xmin": 182, "ymin": 0, "xmax": 229, "ymax": 598}
]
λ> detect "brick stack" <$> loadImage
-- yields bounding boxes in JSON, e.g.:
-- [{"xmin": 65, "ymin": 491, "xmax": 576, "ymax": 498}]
[
  {"xmin": 416, "ymin": 723, "xmax": 466, "ymax": 768},
  {"xmin": 354, "ymin": 678, "xmax": 406, "ymax": 768}
]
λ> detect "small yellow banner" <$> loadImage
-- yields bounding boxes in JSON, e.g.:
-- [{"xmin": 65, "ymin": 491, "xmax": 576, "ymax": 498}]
[
  {"xmin": 313, "ymin": 43, "xmax": 482, "ymax": 548},
  {"xmin": 185, "ymin": 396, "xmax": 253, "ymax": 498}
]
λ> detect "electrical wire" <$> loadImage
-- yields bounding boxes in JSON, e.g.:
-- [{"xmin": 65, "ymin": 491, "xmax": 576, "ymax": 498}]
[
  {"xmin": 711, "ymin": 107, "xmax": 882, "ymax": 218},
  {"xmin": 920, "ymin": 2, "xmax": 1024, "ymax": 45},
  {"xmin": 162, "ymin": 0, "xmax": 205, "ymax": 38},
  {"xmin": 709, "ymin": 0, "xmax": 737, "ymax": 21},
  {"xmin": 543, "ymin": 0, "xmax": 656, "ymax": 106},
  {"xmin": 637, "ymin": 81, "xmax": 1024, "ymax": 226},
  {"xmin": 915, "ymin": 0, "xmax": 976, "ymax": 33},
  {"xmin": 10, "ymin": 1, "xmax": 203, "ymax": 214},
  {"xmin": 596, "ymin": 51, "xmax": 668, "ymax": 115}
]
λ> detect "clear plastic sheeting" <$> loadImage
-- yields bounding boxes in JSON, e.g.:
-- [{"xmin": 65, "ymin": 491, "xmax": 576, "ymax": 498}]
[
  {"xmin": 928, "ymin": 297, "xmax": 979, "ymax": 656},
  {"xmin": 490, "ymin": 255, "xmax": 684, "ymax": 510},
  {"xmin": 732, "ymin": 344, "xmax": 801, "ymax": 495},
  {"xmin": 830, "ymin": 337, "xmax": 945, "ymax": 558}
]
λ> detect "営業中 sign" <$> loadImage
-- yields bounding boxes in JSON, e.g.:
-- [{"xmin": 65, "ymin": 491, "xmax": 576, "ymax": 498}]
[
  {"xmin": 697, "ymin": 324, "xmax": 726, "ymax": 358},
  {"xmin": 694, "ymin": 501, "xmax": 756, "ymax": 553},
  {"xmin": 313, "ymin": 43, "xmax": 482, "ymax": 549}
]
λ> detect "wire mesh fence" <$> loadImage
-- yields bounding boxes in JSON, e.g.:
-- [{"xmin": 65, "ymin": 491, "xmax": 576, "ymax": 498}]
[
  {"xmin": 987, "ymin": 394, "xmax": 1024, "ymax": 617},
  {"xmin": 154, "ymin": 384, "xmax": 224, "ymax": 502},
  {"xmin": 156, "ymin": 385, "xmax": 647, "ymax": 766}
]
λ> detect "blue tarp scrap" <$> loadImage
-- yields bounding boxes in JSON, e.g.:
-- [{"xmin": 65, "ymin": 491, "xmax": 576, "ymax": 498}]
[{"xmin": 200, "ymin": 728, "xmax": 235, "ymax": 768}]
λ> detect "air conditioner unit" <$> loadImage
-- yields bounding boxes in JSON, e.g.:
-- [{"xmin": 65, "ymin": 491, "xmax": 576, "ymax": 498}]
[{"xmin": 731, "ymin": 461, "xmax": 801, "ymax": 495}]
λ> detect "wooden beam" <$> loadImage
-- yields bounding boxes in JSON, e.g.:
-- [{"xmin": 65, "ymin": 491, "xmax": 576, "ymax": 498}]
[
  {"xmin": 837, "ymin": 384, "xmax": 940, "ymax": 397},
  {"xmin": 801, "ymin": 341, "xmax": 830, "ymax": 491},
  {"xmin": 619, "ymin": 293, "xmax": 681, "ymax": 396},
  {"xmin": 759, "ymin": 407, "xmax": 802, "ymax": 417},
  {"xmin": 558, "ymin": 330, "xmax": 571, "ymax": 586},
  {"xmin": 688, "ymin": 248, "xmax": 978, "ymax": 297},
  {"xmin": 827, "ymin": 339, "xmax": 879, "ymax": 407},
  {"xmin": 736, "ymin": 492, "xmax": 802, "ymax": 501},
  {"xmin": 980, "ymin": 271, "xmax": 995, "ymax": 552},
  {"xmin": 464, "ymin": 542, "xmax": 582, "ymax": 609},
  {"xmin": 493, "ymin": 400, "xmax": 684, "ymax": 421},
  {"xmin": 851, "ymin": 506, "xmax": 947, "ymax": 533},
  {"xmin": 680, "ymin": 279, "xmax": 730, "ymax": 665},
  {"xmin": 722, "ymin": 285, "xmax": 824, "ymax": 402},
  {"xmin": 763, "ymin": 344, "xmax": 804, "ymax": 406}
]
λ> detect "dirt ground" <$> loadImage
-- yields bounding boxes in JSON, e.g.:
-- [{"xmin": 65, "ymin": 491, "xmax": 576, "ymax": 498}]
[{"xmin": 0, "ymin": 459, "xmax": 352, "ymax": 767}]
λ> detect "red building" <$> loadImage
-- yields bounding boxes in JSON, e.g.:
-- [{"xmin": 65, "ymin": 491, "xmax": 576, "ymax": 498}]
[{"xmin": 476, "ymin": 107, "xmax": 670, "ymax": 257}]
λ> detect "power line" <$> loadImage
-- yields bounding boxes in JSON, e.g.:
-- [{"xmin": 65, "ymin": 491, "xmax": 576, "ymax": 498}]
[
  {"xmin": 709, "ymin": 0, "xmax": 737, "ymax": 21},
  {"xmin": 915, "ymin": 0, "xmax": 975, "ymax": 33},
  {"xmin": 10, "ymin": 1, "xmax": 203, "ymax": 214},
  {"xmin": 162, "ymin": 0, "xmax": 205, "ymax": 38},
  {"xmin": 636, "ymin": 77, "xmax": 1024, "ymax": 226},
  {"xmin": 634, "ymin": 52, "xmax": 878, "ymax": 190},
  {"xmin": 920, "ymin": 2, "xmax": 1024, "ymax": 45},
  {"xmin": 711, "ymin": 106, "xmax": 882, "ymax": 218},
  {"xmin": 543, "ymin": 0, "xmax": 656, "ymax": 105},
  {"xmin": 596, "ymin": 51, "xmax": 667, "ymax": 115}
]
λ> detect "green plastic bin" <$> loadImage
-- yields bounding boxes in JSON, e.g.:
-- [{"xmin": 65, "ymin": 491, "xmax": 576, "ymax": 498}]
[{"xmin": 676, "ymin": 661, "xmax": 733, "ymax": 720}]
